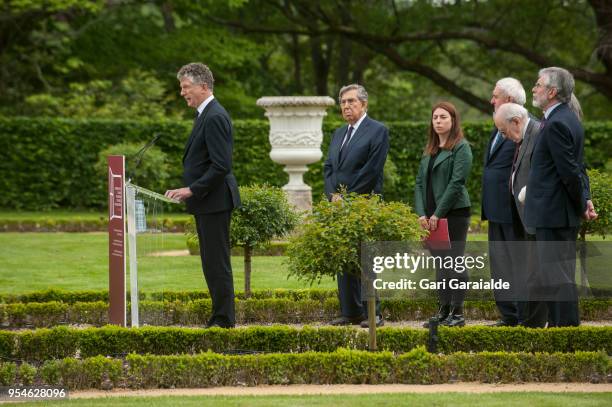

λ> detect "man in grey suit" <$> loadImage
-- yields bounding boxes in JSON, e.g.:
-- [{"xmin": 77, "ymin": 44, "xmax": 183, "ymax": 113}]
[
  {"xmin": 324, "ymin": 84, "xmax": 389, "ymax": 328},
  {"xmin": 494, "ymin": 103, "xmax": 544, "ymax": 326},
  {"xmin": 493, "ymin": 103, "xmax": 540, "ymax": 233}
]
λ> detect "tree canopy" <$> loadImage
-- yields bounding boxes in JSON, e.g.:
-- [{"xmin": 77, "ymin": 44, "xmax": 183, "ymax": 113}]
[{"xmin": 1, "ymin": 0, "xmax": 610, "ymax": 121}]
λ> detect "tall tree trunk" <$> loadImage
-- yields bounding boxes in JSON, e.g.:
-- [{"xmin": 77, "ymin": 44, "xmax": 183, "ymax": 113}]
[
  {"xmin": 310, "ymin": 35, "xmax": 330, "ymax": 95},
  {"xmin": 336, "ymin": 35, "xmax": 351, "ymax": 89},
  {"xmin": 291, "ymin": 33, "xmax": 304, "ymax": 93},
  {"xmin": 244, "ymin": 245, "xmax": 252, "ymax": 296},
  {"xmin": 159, "ymin": 1, "xmax": 176, "ymax": 33},
  {"xmin": 589, "ymin": 0, "xmax": 612, "ymax": 73}
]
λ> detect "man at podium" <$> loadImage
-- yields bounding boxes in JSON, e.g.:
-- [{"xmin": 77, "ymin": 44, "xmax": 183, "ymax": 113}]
[{"xmin": 165, "ymin": 62, "xmax": 241, "ymax": 328}]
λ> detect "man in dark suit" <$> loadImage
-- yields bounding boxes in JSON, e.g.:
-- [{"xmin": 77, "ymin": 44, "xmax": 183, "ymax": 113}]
[
  {"xmin": 166, "ymin": 62, "xmax": 241, "ymax": 328},
  {"xmin": 482, "ymin": 78, "xmax": 528, "ymax": 327},
  {"xmin": 323, "ymin": 84, "xmax": 389, "ymax": 328},
  {"xmin": 493, "ymin": 102, "xmax": 545, "ymax": 327},
  {"xmin": 524, "ymin": 67, "xmax": 589, "ymax": 327}
]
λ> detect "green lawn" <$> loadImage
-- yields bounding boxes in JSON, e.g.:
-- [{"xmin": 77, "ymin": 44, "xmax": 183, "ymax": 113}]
[
  {"xmin": 5, "ymin": 392, "xmax": 612, "ymax": 407},
  {"xmin": 0, "ymin": 231, "xmax": 606, "ymax": 294},
  {"xmin": 0, "ymin": 233, "xmax": 334, "ymax": 294}
]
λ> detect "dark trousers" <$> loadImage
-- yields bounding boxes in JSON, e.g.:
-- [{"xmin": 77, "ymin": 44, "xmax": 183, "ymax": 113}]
[
  {"xmin": 535, "ymin": 227, "xmax": 580, "ymax": 327},
  {"xmin": 519, "ymin": 233, "xmax": 548, "ymax": 328},
  {"xmin": 195, "ymin": 211, "xmax": 235, "ymax": 327},
  {"xmin": 488, "ymin": 221, "xmax": 526, "ymax": 325},
  {"xmin": 337, "ymin": 271, "xmax": 380, "ymax": 319},
  {"xmin": 430, "ymin": 216, "xmax": 470, "ymax": 307}
]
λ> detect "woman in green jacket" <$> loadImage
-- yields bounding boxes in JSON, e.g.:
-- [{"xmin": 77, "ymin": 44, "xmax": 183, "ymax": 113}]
[{"xmin": 414, "ymin": 101, "xmax": 473, "ymax": 328}]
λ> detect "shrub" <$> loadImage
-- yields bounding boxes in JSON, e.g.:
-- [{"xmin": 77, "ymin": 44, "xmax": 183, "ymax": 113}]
[
  {"xmin": 230, "ymin": 185, "xmax": 299, "ymax": 294},
  {"xmin": 0, "ymin": 117, "xmax": 609, "ymax": 210},
  {"xmin": 0, "ymin": 297, "xmax": 609, "ymax": 328},
  {"xmin": 287, "ymin": 193, "xmax": 425, "ymax": 283},
  {"xmin": 3, "ymin": 325, "xmax": 612, "ymax": 363},
  {"xmin": 186, "ymin": 185, "xmax": 299, "ymax": 295},
  {"xmin": 4, "ymin": 350, "xmax": 610, "ymax": 388},
  {"xmin": 580, "ymin": 169, "xmax": 611, "ymax": 240}
]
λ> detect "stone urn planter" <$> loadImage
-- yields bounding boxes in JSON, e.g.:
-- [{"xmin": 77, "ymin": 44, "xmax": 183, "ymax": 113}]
[{"xmin": 256, "ymin": 96, "xmax": 335, "ymax": 211}]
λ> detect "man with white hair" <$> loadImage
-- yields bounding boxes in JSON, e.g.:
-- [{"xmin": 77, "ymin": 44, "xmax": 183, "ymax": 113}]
[
  {"xmin": 493, "ymin": 103, "xmax": 539, "ymax": 233},
  {"xmin": 482, "ymin": 77, "xmax": 528, "ymax": 327},
  {"xmin": 494, "ymin": 103, "xmax": 544, "ymax": 327},
  {"xmin": 524, "ymin": 67, "xmax": 589, "ymax": 327}
]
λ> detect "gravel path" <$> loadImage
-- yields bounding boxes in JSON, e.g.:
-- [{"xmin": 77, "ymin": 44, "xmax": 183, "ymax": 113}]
[{"xmin": 70, "ymin": 383, "xmax": 612, "ymax": 399}]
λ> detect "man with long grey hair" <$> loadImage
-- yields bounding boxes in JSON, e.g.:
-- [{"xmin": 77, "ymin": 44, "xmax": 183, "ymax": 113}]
[{"xmin": 525, "ymin": 67, "xmax": 590, "ymax": 327}]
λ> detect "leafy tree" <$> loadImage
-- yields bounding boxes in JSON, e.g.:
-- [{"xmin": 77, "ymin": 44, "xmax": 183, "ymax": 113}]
[
  {"xmin": 210, "ymin": 0, "xmax": 612, "ymax": 119},
  {"xmin": 287, "ymin": 193, "xmax": 425, "ymax": 284},
  {"xmin": 231, "ymin": 185, "xmax": 299, "ymax": 295},
  {"xmin": 185, "ymin": 184, "xmax": 299, "ymax": 296},
  {"xmin": 25, "ymin": 70, "xmax": 173, "ymax": 119}
]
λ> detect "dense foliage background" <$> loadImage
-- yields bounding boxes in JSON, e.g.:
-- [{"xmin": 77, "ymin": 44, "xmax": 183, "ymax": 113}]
[{"xmin": 2, "ymin": 0, "xmax": 611, "ymax": 122}]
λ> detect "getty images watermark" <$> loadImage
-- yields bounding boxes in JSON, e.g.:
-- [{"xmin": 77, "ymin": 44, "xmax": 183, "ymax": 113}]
[
  {"xmin": 369, "ymin": 250, "xmax": 511, "ymax": 290},
  {"xmin": 359, "ymin": 241, "xmax": 612, "ymax": 302}
]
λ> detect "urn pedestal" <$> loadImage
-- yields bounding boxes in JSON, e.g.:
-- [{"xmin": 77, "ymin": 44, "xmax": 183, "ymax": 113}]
[{"xmin": 256, "ymin": 96, "xmax": 335, "ymax": 211}]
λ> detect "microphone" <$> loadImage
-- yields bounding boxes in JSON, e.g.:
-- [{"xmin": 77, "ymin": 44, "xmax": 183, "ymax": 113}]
[{"xmin": 127, "ymin": 133, "xmax": 162, "ymax": 183}]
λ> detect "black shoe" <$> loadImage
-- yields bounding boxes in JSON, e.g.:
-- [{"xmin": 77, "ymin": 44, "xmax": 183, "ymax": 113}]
[
  {"xmin": 423, "ymin": 305, "xmax": 450, "ymax": 328},
  {"xmin": 442, "ymin": 306, "xmax": 465, "ymax": 328},
  {"xmin": 360, "ymin": 315, "xmax": 384, "ymax": 328},
  {"xmin": 488, "ymin": 320, "xmax": 516, "ymax": 327},
  {"xmin": 330, "ymin": 315, "xmax": 363, "ymax": 326},
  {"xmin": 444, "ymin": 314, "xmax": 465, "ymax": 327}
]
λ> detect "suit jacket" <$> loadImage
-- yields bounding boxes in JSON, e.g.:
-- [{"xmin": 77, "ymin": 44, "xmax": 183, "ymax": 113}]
[
  {"xmin": 511, "ymin": 118, "xmax": 540, "ymax": 232},
  {"xmin": 481, "ymin": 127, "xmax": 515, "ymax": 223},
  {"xmin": 524, "ymin": 103, "xmax": 586, "ymax": 228},
  {"xmin": 182, "ymin": 98, "xmax": 241, "ymax": 215},
  {"xmin": 414, "ymin": 139, "xmax": 472, "ymax": 218},
  {"xmin": 323, "ymin": 115, "xmax": 389, "ymax": 198}
]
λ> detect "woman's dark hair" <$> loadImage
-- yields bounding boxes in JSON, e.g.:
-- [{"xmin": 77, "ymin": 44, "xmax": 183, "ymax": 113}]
[{"xmin": 425, "ymin": 101, "xmax": 464, "ymax": 155}]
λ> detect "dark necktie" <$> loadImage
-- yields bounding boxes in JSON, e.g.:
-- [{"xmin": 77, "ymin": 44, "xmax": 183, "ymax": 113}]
[
  {"xmin": 489, "ymin": 131, "xmax": 502, "ymax": 155},
  {"xmin": 339, "ymin": 126, "xmax": 354, "ymax": 161},
  {"xmin": 539, "ymin": 118, "xmax": 546, "ymax": 130}
]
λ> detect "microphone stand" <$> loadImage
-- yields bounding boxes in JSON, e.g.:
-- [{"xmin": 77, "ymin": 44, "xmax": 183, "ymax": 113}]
[{"xmin": 127, "ymin": 133, "xmax": 161, "ymax": 184}]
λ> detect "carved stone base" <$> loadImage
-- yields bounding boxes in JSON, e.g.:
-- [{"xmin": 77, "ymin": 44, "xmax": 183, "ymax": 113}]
[{"xmin": 283, "ymin": 187, "xmax": 312, "ymax": 212}]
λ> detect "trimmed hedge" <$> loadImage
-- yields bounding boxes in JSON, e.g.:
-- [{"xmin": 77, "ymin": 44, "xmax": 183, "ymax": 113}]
[
  {"xmin": 0, "ymin": 288, "xmax": 338, "ymax": 304},
  {"xmin": 1, "ymin": 117, "xmax": 609, "ymax": 210},
  {"xmin": 0, "ymin": 215, "xmax": 488, "ymax": 233},
  {"xmin": 1, "ymin": 326, "xmax": 611, "ymax": 363},
  {"xmin": 0, "ymin": 217, "xmax": 189, "ymax": 232},
  {"xmin": 0, "ymin": 348, "xmax": 608, "ymax": 389},
  {"xmin": 1, "ymin": 298, "xmax": 610, "ymax": 328}
]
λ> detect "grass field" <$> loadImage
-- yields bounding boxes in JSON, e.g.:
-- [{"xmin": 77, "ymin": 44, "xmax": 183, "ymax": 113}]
[
  {"xmin": 0, "ymin": 231, "xmax": 606, "ymax": 294},
  {"xmin": 0, "ymin": 232, "xmax": 333, "ymax": 293},
  {"xmin": 5, "ymin": 392, "xmax": 612, "ymax": 406}
]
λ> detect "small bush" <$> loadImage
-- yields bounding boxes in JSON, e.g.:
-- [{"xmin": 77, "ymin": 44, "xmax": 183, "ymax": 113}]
[{"xmin": 287, "ymin": 193, "xmax": 425, "ymax": 283}]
